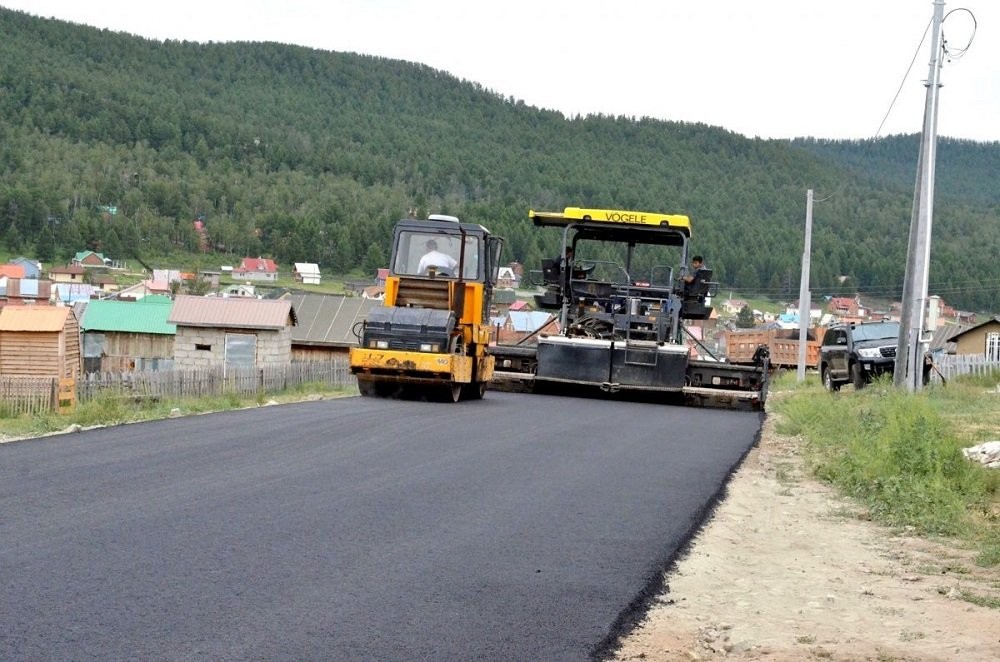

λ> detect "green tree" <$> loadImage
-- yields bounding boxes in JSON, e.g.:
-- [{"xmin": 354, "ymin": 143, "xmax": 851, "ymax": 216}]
[
  {"xmin": 0, "ymin": 7, "xmax": 997, "ymax": 310},
  {"xmin": 361, "ymin": 242, "xmax": 385, "ymax": 274},
  {"xmin": 4, "ymin": 222, "xmax": 23, "ymax": 253},
  {"xmin": 102, "ymin": 226, "xmax": 124, "ymax": 261},
  {"xmin": 736, "ymin": 305, "xmax": 755, "ymax": 329},
  {"xmin": 35, "ymin": 222, "xmax": 56, "ymax": 262}
]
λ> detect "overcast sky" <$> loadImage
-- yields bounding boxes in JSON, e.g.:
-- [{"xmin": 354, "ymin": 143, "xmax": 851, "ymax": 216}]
[{"xmin": 3, "ymin": 1, "xmax": 996, "ymax": 142}]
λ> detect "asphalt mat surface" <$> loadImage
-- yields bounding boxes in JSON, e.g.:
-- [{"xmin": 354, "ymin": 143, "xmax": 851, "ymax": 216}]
[{"xmin": 0, "ymin": 392, "xmax": 762, "ymax": 661}]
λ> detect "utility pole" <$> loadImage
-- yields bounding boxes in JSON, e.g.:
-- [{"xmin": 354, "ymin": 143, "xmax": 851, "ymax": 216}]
[
  {"xmin": 797, "ymin": 189, "xmax": 813, "ymax": 382},
  {"xmin": 895, "ymin": 0, "xmax": 945, "ymax": 391}
]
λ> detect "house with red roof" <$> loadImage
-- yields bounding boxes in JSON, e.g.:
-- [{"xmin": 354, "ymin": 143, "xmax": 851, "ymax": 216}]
[
  {"xmin": 0, "ymin": 264, "xmax": 26, "ymax": 279},
  {"xmin": 827, "ymin": 296, "xmax": 868, "ymax": 322},
  {"xmin": 234, "ymin": 257, "xmax": 279, "ymax": 282}
]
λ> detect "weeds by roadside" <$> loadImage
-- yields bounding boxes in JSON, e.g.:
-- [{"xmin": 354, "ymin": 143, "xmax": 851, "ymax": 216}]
[
  {"xmin": 769, "ymin": 370, "xmax": 1000, "ymax": 570},
  {"xmin": 0, "ymin": 381, "xmax": 356, "ymax": 442}
]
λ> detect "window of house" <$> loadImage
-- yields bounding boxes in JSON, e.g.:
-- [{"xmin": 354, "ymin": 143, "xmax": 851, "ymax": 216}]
[
  {"xmin": 986, "ymin": 331, "xmax": 1000, "ymax": 362},
  {"xmin": 195, "ymin": 343, "xmax": 212, "ymax": 351}
]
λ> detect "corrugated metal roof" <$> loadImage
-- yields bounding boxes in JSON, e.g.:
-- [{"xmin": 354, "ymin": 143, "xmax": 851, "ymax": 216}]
[
  {"xmin": 53, "ymin": 283, "xmax": 97, "ymax": 303},
  {"xmin": 0, "ymin": 306, "xmax": 71, "ymax": 332},
  {"xmin": 294, "ymin": 263, "xmax": 320, "ymax": 275},
  {"xmin": 508, "ymin": 311, "xmax": 556, "ymax": 333},
  {"xmin": 18, "ymin": 279, "xmax": 41, "ymax": 297},
  {"xmin": 288, "ymin": 294, "xmax": 380, "ymax": 346},
  {"xmin": 81, "ymin": 296, "xmax": 177, "ymax": 335},
  {"xmin": 237, "ymin": 257, "xmax": 278, "ymax": 273},
  {"xmin": 946, "ymin": 316, "xmax": 1000, "ymax": 342},
  {"xmin": 168, "ymin": 295, "xmax": 296, "ymax": 330},
  {"xmin": 49, "ymin": 265, "xmax": 85, "ymax": 274}
]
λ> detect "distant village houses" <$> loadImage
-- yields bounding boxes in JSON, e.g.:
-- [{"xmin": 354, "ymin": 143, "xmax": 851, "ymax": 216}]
[
  {"xmin": 496, "ymin": 267, "xmax": 517, "ymax": 289},
  {"xmin": 490, "ymin": 310, "xmax": 558, "ymax": 345},
  {"xmin": 234, "ymin": 257, "xmax": 279, "ymax": 282},
  {"xmin": 72, "ymin": 251, "xmax": 110, "ymax": 268},
  {"xmin": 293, "ymin": 263, "xmax": 321, "ymax": 285},
  {"xmin": 11, "ymin": 257, "xmax": 42, "ymax": 279},
  {"xmin": 48, "ymin": 265, "xmax": 86, "ymax": 283}
]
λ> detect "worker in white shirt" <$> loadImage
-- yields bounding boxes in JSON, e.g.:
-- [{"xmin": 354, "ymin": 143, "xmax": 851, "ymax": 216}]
[{"xmin": 416, "ymin": 239, "xmax": 458, "ymax": 275}]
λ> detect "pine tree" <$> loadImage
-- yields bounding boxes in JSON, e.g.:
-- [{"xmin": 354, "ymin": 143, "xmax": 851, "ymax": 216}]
[{"xmin": 35, "ymin": 222, "xmax": 56, "ymax": 262}]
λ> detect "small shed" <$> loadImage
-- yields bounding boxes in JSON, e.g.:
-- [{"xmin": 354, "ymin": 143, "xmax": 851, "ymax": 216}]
[
  {"xmin": 168, "ymin": 295, "xmax": 297, "ymax": 370},
  {"xmin": 0, "ymin": 306, "xmax": 80, "ymax": 378},
  {"xmin": 288, "ymin": 294, "xmax": 380, "ymax": 361},
  {"xmin": 80, "ymin": 295, "xmax": 176, "ymax": 373},
  {"xmin": 293, "ymin": 263, "xmax": 321, "ymax": 285}
]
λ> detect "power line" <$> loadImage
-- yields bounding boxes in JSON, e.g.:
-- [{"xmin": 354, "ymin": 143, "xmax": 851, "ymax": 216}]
[
  {"xmin": 874, "ymin": 17, "xmax": 932, "ymax": 139},
  {"xmin": 942, "ymin": 8, "xmax": 977, "ymax": 60},
  {"xmin": 721, "ymin": 279, "xmax": 1000, "ymax": 298}
]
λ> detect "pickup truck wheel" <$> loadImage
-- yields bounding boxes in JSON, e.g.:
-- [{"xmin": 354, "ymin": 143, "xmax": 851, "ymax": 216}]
[
  {"xmin": 822, "ymin": 366, "xmax": 840, "ymax": 392},
  {"xmin": 851, "ymin": 362, "xmax": 867, "ymax": 390}
]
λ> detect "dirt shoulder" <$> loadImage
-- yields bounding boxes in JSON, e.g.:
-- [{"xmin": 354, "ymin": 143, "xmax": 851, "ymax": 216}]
[{"xmin": 612, "ymin": 408, "xmax": 1000, "ymax": 661}]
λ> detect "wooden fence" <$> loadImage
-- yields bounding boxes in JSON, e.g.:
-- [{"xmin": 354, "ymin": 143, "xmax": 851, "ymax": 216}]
[
  {"xmin": 0, "ymin": 361, "xmax": 357, "ymax": 415},
  {"xmin": 930, "ymin": 354, "xmax": 1000, "ymax": 383},
  {"xmin": 0, "ymin": 376, "xmax": 62, "ymax": 417},
  {"xmin": 77, "ymin": 360, "xmax": 356, "ymax": 403}
]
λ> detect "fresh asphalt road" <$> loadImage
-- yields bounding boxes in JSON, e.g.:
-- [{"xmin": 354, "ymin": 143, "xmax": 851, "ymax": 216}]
[{"xmin": 1, "ymin": 391, "xmax": 762, "ymax": 661}]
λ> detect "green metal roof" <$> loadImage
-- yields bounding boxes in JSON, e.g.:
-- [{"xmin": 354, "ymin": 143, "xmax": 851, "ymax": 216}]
[{"xmin": 80, "ymin": 295, "xmax": 176, "ymax": 335}]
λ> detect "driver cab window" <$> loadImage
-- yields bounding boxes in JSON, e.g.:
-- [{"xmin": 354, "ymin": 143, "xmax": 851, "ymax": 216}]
[
  {"xmin": 393, "ymin": 231, "xmax": 480, "ymax": 279},
  {"xmin": 460, "ymin": 235, "xmax": 481, "ymax": 279}
]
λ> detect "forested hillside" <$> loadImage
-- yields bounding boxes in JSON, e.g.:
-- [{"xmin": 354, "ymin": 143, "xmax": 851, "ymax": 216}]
[{"xmin": 2, "ymin": 8, "xmax": 998, "ymax": 310}]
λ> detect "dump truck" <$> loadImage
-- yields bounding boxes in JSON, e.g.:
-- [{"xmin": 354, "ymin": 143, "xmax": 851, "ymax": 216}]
[
  {"xmin": 490, "ymin": 207, "xmax": 769, "ymax": 410},
  {"xmin": 724, "ymin": 327, "xmax": 826, "ymax": 369},
  {"xmin": 349, "ymin": 214, "xmax": 503, "ymax": 401}
]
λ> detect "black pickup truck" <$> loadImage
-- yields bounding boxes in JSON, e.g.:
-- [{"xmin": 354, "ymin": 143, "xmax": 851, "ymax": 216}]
[{"xmin": 819, "ymin": 321, "xmax": 900, "ymax": 391}]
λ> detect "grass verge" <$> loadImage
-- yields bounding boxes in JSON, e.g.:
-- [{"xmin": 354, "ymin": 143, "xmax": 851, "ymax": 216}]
[
  {"xmin": 0, "ymin": 381, "xmax": 356, "ymax": 442},
  {"xmin": 769, "ymin": 369, "xmax": 1000, "ymax": 569}
]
